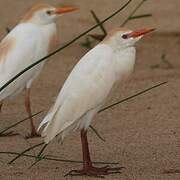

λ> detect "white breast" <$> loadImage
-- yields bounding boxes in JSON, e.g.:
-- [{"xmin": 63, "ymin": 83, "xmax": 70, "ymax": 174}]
[
  {"xmin": 114, "ymin": 47, "xmax": 136, "ymax": 82},
  {"xmin": 0, "ymin": 22, "xmax": 57, "ymax": 100}
]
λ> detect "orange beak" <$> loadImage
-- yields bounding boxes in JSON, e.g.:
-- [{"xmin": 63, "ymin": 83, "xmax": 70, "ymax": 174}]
[
  {"xmin": 123, "ymin": 28, "xmax": 155, "ymax": 39},
  {"xmin": 54, "ymin": 6, "xmax": 78, "ymax": 15}
]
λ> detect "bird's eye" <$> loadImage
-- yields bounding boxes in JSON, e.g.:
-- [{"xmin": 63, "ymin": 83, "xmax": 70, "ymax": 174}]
[
  {"xmin": 46, "ymin": 10, "xmax": 52, "ymax": 15},
  {"xmin": 122, "ymin": 34, "xmax": 128, "ymax": 39}
]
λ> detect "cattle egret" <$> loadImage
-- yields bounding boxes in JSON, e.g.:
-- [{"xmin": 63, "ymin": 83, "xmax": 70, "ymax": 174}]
[
  {"xmin": 39, "ymin": 27, "xmax": 155, "ymax": 177},
  {"xmin": 0, "ymin": 3, "xmax": 77, "ymax": 138}
]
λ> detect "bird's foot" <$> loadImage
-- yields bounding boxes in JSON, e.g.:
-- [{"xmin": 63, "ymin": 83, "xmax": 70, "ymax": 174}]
[
  {"xmin": 0, "ymin": 131, "xmax": 19, "ymax": 137},
  {"xmin": 64, "ymin": 165, "xmax": 125, "ymax": 178},
  {"xmin": 25, "ymin": 131, "xmax": 41, "ymax": 139}
]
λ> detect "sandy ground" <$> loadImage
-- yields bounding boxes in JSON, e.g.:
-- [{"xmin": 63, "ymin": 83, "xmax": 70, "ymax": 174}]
[{"xmin": 0, "ymin": 0, "xmax": 180, "ymax": 180}]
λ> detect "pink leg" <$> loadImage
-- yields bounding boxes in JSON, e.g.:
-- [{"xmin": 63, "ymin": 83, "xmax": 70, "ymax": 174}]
[
  {"xmin": 0, "ymin": 101, "xmax": 3, "ymax": 113},
  {"xmin": 65, "ymin": 129, "xmax": 124, "ymax": 178},
  {"xmin": 24, "ymin": 88, "xmax": 40, "ymax": 138}
]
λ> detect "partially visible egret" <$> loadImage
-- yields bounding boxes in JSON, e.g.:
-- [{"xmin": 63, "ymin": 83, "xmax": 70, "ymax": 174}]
[
  {"xmin": 39, "ymin": 27, "xmax": 155, "ymax": 177},
  {"xmin": 0, "ymin": 3, "xmax": 77, "ymax": 138}
]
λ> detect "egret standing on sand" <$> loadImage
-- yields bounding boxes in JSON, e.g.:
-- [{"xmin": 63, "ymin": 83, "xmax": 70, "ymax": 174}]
[
  {"xmin": 39, "ymin": 27, "xmax": 155, "ymax": 177},
  {"xmin": 0, "ymin": 3, "xmax": 77, "ymax": 138}
]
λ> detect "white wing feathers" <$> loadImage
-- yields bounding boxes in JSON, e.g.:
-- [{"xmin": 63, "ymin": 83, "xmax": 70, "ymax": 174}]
[
  {"xmin": 0, "ymin": 24, "xmax": 46, "ymax": 100},
  {"xmin": 39, "ymin": 44, "xmax": 116, "ymax": 143}
]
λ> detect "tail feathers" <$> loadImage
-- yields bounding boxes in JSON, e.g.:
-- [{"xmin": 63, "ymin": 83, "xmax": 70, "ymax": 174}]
[
  {"xmin": 38, "ymin": 107, "xmax": 56, "ymax": 131},
  {"xmin": 38, "ymin": 97, "xmax": 64, "ymax": 132},
  {"xmin": 40, "ymin": 98, "xmax": 84, "ymax": 144},
  {"xmin": 41, "ymin": 114, "xmax": 76, "ymax": 144}
]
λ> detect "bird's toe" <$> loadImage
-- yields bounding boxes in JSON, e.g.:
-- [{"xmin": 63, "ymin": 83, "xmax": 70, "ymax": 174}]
[{"xmin": 64, "ymin": 165, "xmax": 125, "ymax": 178}]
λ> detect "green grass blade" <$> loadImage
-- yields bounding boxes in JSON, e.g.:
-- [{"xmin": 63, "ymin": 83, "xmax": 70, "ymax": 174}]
[
  {"xmin": 8, "ymin": 142, "xmax": 44, "ymax": 164},
  {"xmin": 98, "ymin": 81, "xmax": 168, "ymax": 113},
  {"xmin": 90, "ymin": 125, "xmax": 105, "ymax": 142},
  {"xmin": 0, "ymin": 151, "xmax": 119, "ymax": 165},
  {"xmin": 129, "ymin": 13, "xmax": 152, "ymax": 20},
  {"xmin": 28, "ymin": 144, "xmax": 48, "ymax": 168},
  {"xmin": 90, "ymin": 10, "xmax": 107, "ymax": 36},
  {"xmin": 0, "ymin": 111, "xmax": 43, "ymax": 135},
  {"xmin": 121, "ymin": 0, "xmax": 148, "ymax": 27}
]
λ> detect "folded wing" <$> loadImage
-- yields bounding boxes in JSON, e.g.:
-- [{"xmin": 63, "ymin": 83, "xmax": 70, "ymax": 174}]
[{"xmin": 39, "ymin": 44, "xmax": 116, "ymax": 143}]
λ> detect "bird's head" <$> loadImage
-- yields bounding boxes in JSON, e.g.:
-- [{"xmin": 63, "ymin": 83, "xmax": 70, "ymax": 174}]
[
  {"xmin": 103, "ymin": 28, "xmax": 155, "ymax": 49},
  {"xmin": 21, "ymin": 3, "xmax": 78, "ymax": 25}
]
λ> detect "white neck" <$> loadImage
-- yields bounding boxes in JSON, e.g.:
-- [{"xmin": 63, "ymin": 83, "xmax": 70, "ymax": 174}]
[{"xmin": 103, "ymin": 37, "xmax": 134, "ymax": 52}]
